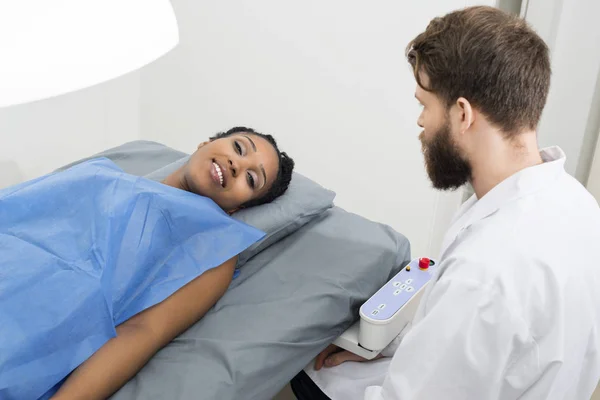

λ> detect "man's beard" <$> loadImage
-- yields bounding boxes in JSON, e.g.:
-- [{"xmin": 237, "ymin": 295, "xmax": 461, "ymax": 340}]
[{"xmin": 420, "ymin": 122, "xmax": 472, "ymax": 190}]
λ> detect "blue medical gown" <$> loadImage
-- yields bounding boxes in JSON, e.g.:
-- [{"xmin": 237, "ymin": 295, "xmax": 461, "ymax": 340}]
[{"xmin": 0, "ymin": 158, "xmax": 265, "ymax": 400}]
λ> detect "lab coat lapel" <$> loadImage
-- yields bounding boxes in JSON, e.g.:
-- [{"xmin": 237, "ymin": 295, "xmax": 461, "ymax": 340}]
[
  {"xmin": 438, "ymin": 187, "xmax": 506, "ymax": 259},
  {"xmin": 438, "ymin": 194, "xmax": 477, "ymax": 258}
]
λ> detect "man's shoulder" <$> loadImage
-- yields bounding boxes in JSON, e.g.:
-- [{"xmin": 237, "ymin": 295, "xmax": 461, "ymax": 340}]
[
  {"xmin": 441, "ymin": 170, "xmax": 600, "ymax": 283},
  {"xmin": 459, "ymin": 174, "xmax": 600, "ymax": 250}
]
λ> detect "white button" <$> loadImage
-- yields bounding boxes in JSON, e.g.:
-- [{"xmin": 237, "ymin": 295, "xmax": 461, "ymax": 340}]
[
  {"xmin": 405, "ymin": 279, "xmax": 413, "ymax": 284},
  {"xmin": 393, "ymin": 282, "xmax": 401, "ymax": 287},
  {"xmin": 406, "ymin": 286, "xmax": 414, "ymax": 292},
  {"xmin": 371, "ymin": 309, "xmax": 379, "ymax": 316},
  {"xmin": 400, "ymin": 284, "xmax": 407, "ymax": 290},
  {"xmin": 378, "ymin": 304, "xmax": 386, "ymax": 309},
  {"xmin": 394, "ymin": 289, "xmax": 402, "ymax": 296}
]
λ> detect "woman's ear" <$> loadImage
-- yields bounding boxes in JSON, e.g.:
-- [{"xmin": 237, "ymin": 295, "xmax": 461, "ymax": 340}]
[
  {"xmin": 455, "ymin": 97, "xmax": 475, "ymax": 135},
  {"xmin": 227, "ymin": 207, "xmax": 240, "ymax": 215},
  {"xmin": 198, "ymin": 141, "xmax": 209, "ymax": 149}
]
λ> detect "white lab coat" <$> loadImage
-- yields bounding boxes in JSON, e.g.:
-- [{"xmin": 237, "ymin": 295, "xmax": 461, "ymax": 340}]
[{"xmin": 306, "ymin": 147, "xmax": 600, "ymax": 399}]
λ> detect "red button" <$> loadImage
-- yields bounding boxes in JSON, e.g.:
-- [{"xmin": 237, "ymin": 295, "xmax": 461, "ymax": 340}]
[{"xmin": 419, "ymin": 258, "xmax": 430, "ymax": 270}]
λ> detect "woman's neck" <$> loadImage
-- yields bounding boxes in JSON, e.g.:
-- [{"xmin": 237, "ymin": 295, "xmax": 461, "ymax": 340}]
[{"xmin": 161, "ymin": 168, "xmax": 189, "ymax": 192}]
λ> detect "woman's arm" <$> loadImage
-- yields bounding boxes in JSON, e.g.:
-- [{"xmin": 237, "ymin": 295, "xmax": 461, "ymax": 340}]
[{"xmin": 51, "ymin": 257, "xmax": 237, "ymax": 400}]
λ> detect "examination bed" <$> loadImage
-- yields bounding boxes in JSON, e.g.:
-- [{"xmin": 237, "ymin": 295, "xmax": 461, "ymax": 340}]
[{"xmin": 58, "ymin": 140, "xmax": 411, "ymax": 400}]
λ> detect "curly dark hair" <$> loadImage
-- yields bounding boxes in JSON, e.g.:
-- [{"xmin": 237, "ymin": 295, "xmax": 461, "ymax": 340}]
[{"xmin": 210, "ymin": 126, "xmax": 295, "ymax": 208}]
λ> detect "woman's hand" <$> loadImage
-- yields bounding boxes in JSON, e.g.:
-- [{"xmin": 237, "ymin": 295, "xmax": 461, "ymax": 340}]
[{"xmin": 314, "ymin": 344, "xmax": 383, "ymax": 370}]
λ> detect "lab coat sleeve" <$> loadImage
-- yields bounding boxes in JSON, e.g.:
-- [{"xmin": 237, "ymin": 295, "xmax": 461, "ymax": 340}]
[
  {"xmin": 365, "ymin": 272, "xmax": 533, "ymax": 400},
  {"xmin": 380, "ymin": 322, "xmax": 411, "ymax": 357}
]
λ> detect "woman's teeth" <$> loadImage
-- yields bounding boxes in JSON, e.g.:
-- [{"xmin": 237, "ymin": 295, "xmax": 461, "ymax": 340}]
[{"xmin": 213, "ymin": 162, "xmax": 224, "ymax": 186}]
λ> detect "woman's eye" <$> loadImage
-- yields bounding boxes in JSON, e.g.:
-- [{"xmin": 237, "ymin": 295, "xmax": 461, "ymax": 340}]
[
  {"xmin": 247, "ymin": 172, "xmax": 255, "ymax": 189},
  {"xmin": 234, "ymin": 141, "xmax": 242, "ymax": 155}
]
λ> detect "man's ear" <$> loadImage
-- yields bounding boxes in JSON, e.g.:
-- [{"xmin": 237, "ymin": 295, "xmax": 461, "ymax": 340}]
[
  {"xmin": 455, "ymin": 97, "xmax": 475, "ymax": 135},
  {"xmin": 198, "ymin": 141, "xmax": 209, "ymax": 149}
]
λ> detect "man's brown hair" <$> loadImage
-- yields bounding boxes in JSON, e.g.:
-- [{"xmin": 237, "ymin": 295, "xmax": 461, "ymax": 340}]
[{"xmin": 407, "ymin": 6, "xmax": 551, "ymax": 135}]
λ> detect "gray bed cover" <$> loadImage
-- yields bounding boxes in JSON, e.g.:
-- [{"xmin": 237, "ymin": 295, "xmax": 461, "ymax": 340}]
[{"xmin": 60, "ymin": 141, "xmax": 411, "ymax": 400}]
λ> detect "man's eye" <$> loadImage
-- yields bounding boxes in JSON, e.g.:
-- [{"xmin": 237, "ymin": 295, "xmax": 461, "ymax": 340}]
[
  {"xmin": 247, "ymin": 172, "xmax": 255, "ymax": 189},
  {"xmin": 235, "ymin": 141, "xmax": 242, "ymax": 155}
]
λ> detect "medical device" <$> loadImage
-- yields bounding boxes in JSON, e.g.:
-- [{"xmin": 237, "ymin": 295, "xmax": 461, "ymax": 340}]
[{"xmin": 333, "ymin": 257, "xmax": 437, "ymax": 359}]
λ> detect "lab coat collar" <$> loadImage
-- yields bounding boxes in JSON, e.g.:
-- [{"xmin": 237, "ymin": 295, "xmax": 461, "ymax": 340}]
[{"xmin": 439, "ymin": 146, "xmax": 566, "ymax": 258}]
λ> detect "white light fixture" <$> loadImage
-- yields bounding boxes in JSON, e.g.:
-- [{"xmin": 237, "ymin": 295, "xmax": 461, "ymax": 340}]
[{"xmin": 0, "ymin": 0, "xmax": 179, "ymax": 108}]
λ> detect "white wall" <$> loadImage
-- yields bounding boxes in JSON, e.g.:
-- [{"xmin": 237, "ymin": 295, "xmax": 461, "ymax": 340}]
[
  {"xmin": 497, "ymin": 0, "xmax": 523, "ymax": 14},
  {"xmin": 138, "ymin": 0, "xmax": 494, "ymax": 258},
  {"xmin": 587, "ymin": 125, "xmax": 600, "ymax": 202},
  {"xmin": 523, "ymin": 0, "xmax": 600, "ymax": 182},
  {"xmin": 0, "ymin": 72, "xmax": 141, "ymax": 187}
]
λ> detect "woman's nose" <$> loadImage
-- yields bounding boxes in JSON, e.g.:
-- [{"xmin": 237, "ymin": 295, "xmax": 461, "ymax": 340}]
[{"xmin": 228, "ymin": 159, "xmax": 237, "ymax": 177}]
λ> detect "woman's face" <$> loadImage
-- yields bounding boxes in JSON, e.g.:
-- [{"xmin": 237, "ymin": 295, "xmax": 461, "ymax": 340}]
[{"xmin": 184, "ymin": 133, "xmax": 279, "ymax": 211}]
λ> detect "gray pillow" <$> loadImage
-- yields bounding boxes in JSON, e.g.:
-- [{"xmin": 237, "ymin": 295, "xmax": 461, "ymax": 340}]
[{"xmin": 144, "ymin": 156, "xmax": 336, "ymax": 266}]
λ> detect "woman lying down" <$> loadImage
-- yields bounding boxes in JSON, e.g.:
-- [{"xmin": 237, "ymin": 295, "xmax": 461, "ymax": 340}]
[{"xmin": 0, "ymin": 127, "xmax": 294, "ymax": 400}]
